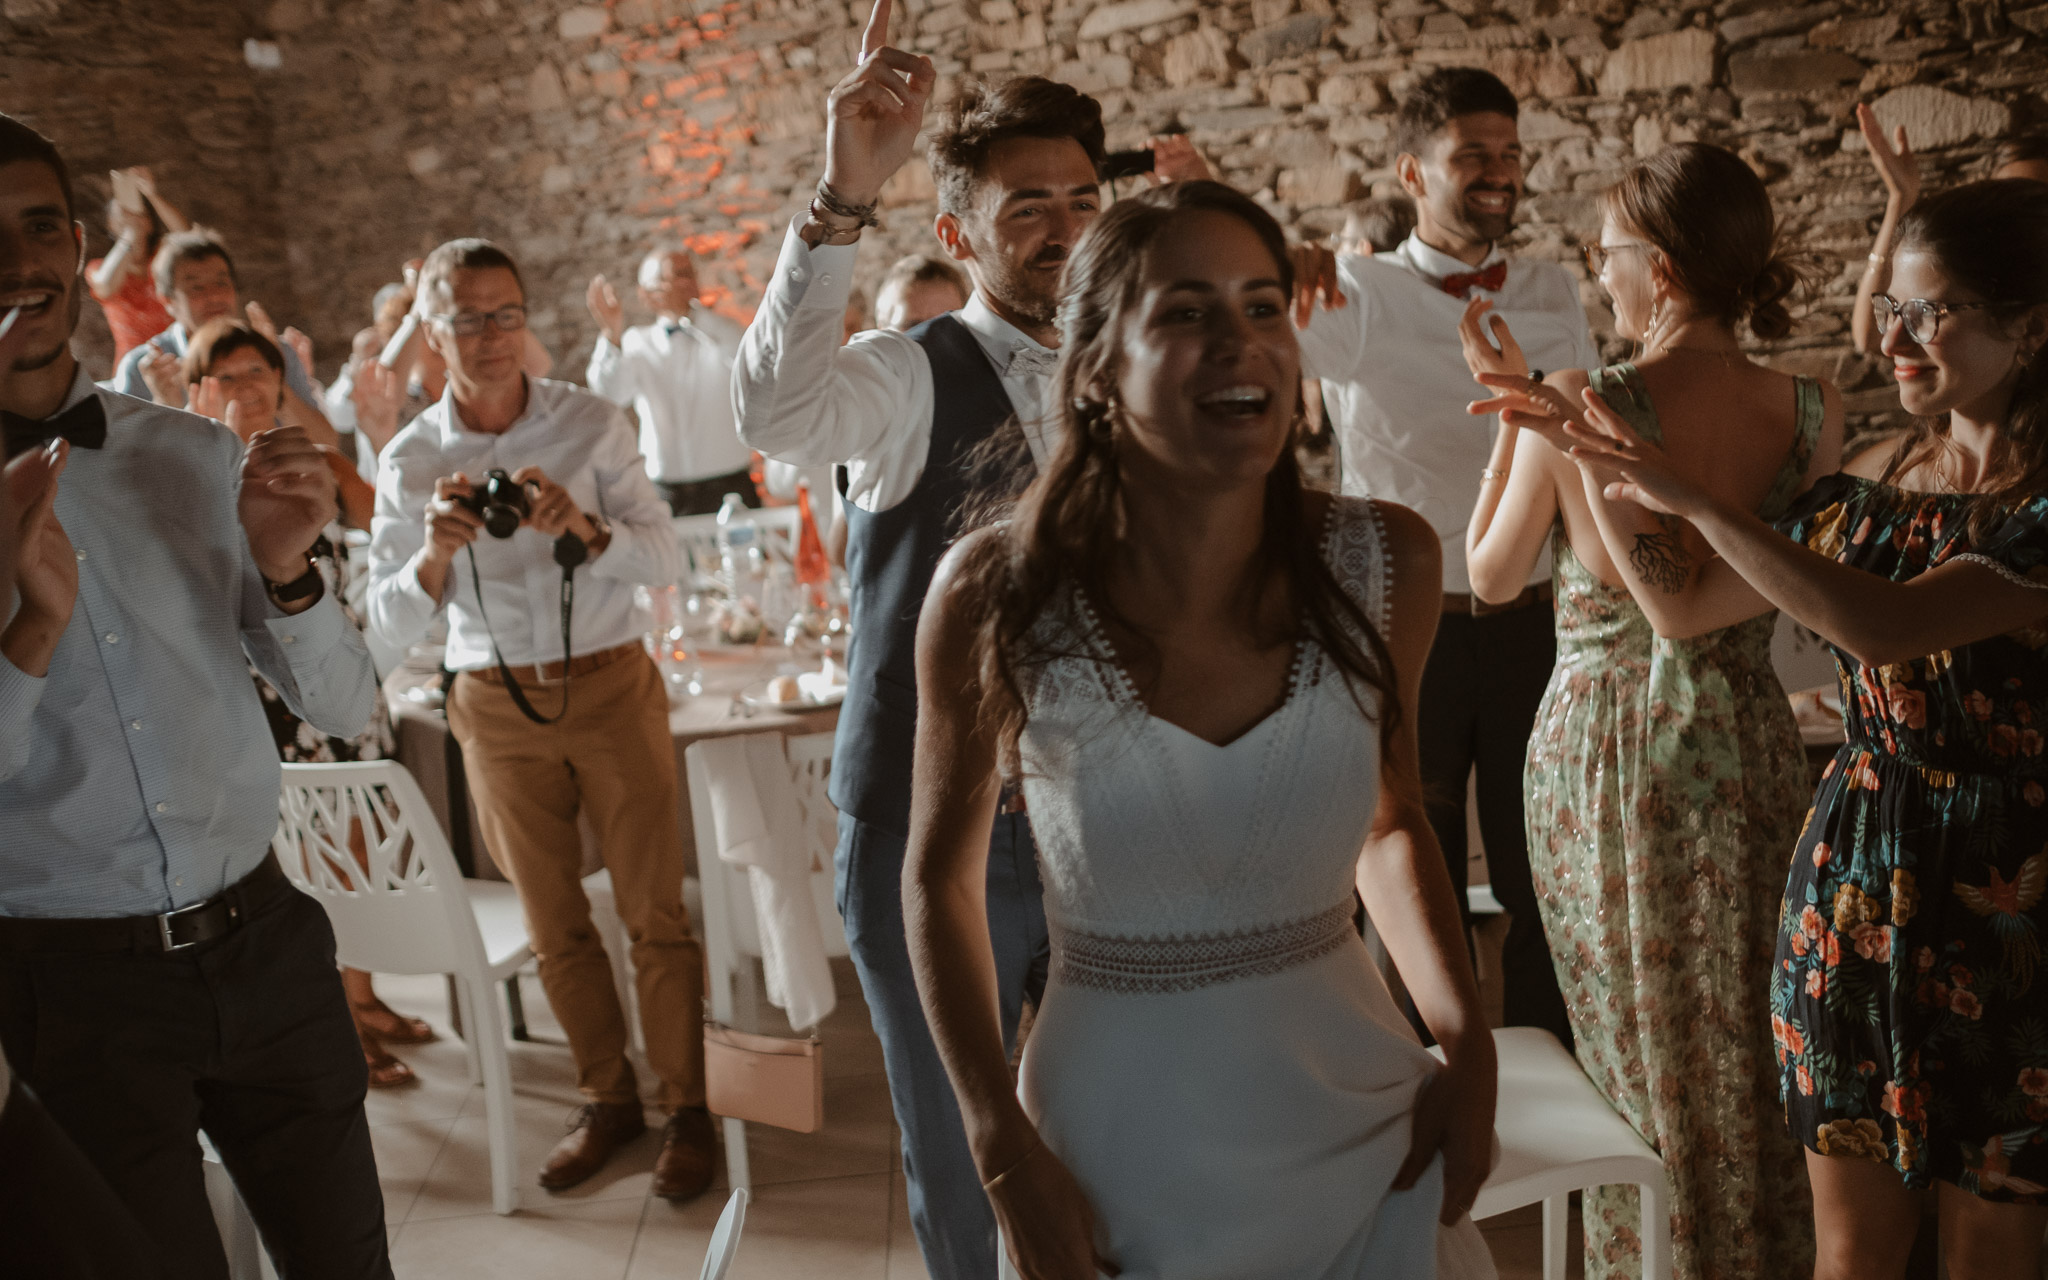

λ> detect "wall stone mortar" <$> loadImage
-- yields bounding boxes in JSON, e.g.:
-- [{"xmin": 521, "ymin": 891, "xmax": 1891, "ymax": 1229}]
[{"xmin": 6, "ymin": 0, "xmax": 2046, "ymax": 437}]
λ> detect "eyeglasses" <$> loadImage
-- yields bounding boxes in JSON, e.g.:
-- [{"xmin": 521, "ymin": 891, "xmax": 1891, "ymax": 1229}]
[
  {"xmin": 1870, "ymin": 294, "xmax": 1996, "ymax": 345},
  {"xmin": 428, "ymin": 305, "xmax": 528, "ymax": 337},
  {"xmin": 1580, "ymin": 242, "xmax": 1653, "ymax": 275}
]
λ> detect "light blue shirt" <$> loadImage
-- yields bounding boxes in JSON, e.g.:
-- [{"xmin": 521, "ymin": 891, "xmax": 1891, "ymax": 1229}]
[
  {"xmin": 0, "ymin": 369, "xmax": 377, "ymax": 919},
  {"xmin": 109, "ymin": 322, "xmax": 319, "ymax": 406}
]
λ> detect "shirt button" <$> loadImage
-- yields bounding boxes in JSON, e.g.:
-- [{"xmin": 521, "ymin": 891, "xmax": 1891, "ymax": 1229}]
[
  {"xmin": 103, "ymin": 632, "xmax": 119, "ymax": 645},
  {"xmin": 74, "ymin": 548, "xmax": 87, "ymax": 561},
  {"xmin": 130, "ymin": 719, "xmax": 143, "ymax": 731},
  {"xmin": 787, "ymin": 267, "xmax": 802, "ymax": 281},
  {"xmin": 282, "ymin": 635, "xmax": 296, "ymax": 644},
  {"xmin": 173, "ymin": 877, "xmax": 183, "ymax": 888},
  {"xmin": 155, "ymin": 802, "xmax": 168, "ymax": 813},
  {"xmin": 820, "ymin": 273, "xmax": 833, "ymax": 286}
]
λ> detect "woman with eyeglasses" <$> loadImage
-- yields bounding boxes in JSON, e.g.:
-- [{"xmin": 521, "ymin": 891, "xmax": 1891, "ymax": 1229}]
[
  {"xmin": 1553, "ymin": 179, "xmax": 2048, "ymax": 1279},
  {"xmin": 181, "ymin": 319, "xmax": 428, "ymax": 1090},
  {"xmin": 1455, "ymin": 141, "xmax": 1839, "ymax": 1280}
]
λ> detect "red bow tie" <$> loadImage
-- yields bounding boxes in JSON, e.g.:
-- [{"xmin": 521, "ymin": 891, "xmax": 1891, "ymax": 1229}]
[{"xmin": 1438, "ymin": 260, "xmax": 1507, "ymax": 299}]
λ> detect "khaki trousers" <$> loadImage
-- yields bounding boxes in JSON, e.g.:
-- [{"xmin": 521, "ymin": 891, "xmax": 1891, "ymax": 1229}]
[{"xmin": 447, "ymin": 651, "xmax": 705, "ymax": 1111}]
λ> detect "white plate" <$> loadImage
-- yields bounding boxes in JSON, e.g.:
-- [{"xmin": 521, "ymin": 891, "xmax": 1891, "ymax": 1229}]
[{"xmin": 739, "ymin": 679, "xmax": 847, "ymax": 710}]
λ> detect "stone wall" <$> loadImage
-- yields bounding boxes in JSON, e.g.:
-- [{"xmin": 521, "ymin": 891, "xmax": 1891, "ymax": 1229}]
[
  {"xmin": 8, "ymin": 0, "xmax": 2048, "ymax": 429},
  {"xmin": 1, "ymin": 0, "xmax": 300, "ymax": 379}
]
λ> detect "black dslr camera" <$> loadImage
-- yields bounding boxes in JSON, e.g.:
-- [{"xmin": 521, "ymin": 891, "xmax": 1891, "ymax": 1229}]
[{"xmin": 456, "ymin": 468, "xmax": 530, "ymax": 539}]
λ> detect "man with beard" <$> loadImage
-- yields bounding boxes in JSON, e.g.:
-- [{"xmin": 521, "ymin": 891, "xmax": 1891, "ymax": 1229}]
[
  {"xmin": 731, "ymin": 2, "xmax": 1204, "ymax": 1273},
  {"xmin": 0, "ymin": 113, "xmax": 386, "ymax": 1279},
  {"xmin": 1298, "ymin": 67, "xmax": 1593, "ymax": 1047}
]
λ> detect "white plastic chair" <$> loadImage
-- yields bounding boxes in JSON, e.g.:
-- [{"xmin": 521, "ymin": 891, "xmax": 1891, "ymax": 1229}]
[
  {"xmin": 271, "ymin": 760, "xmax": 532, "ymax": 1215},
  {"xmin": 1467, "ymin": 1026, "xmax": 1672, "ymax": 1280},
  {"xmin": 686, "ymin": 729, "xmax": 848, "ymax": 1193},
  {"xmin": 699, "ymin": 1187, "xmax": 749, "ymax": 1280}
]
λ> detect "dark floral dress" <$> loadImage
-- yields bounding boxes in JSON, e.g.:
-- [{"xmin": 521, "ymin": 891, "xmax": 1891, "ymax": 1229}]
[{"xmin": 1773, "ymin": 476, "xmax": 2048, "ymax": 1199}]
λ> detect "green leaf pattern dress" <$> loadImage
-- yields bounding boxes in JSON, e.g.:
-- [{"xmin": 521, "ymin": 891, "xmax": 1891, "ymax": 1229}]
[{"xmin": 1527, "ymin": 363, "xmax": 1820, "ymax": 1280}]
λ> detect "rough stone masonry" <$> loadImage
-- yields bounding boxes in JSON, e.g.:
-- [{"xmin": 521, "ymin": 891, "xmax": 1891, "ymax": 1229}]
[{"xmin": 4, "ymin": 0, "xmax": 2045, "ymax": 437}]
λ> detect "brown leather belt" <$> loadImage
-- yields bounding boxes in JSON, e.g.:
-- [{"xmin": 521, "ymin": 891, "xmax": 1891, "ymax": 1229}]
[
  {"xmin": 465, "ymin": 640, "xmax": 643, "ymax": 687},
  {"xmin": 0, "ymin": 854, "xmax": 292, "ymax": 955},
  {"xmin": 1442, "ymin": 582, "xmax": 1554, "ymax": 616}
]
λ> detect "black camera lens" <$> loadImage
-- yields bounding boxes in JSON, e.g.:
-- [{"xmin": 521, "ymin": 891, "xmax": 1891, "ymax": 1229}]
[{"xmin": 458, "ymin": 468, "xmax": 529, "ymax": 539}]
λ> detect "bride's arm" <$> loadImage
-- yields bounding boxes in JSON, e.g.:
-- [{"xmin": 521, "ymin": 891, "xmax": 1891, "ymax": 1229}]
[
  {"xmin": 905, "ymin": 534, "xmax": 1112, "ymax": 1280},
  {"xmin": 1356, "ymin": 502, "xmax": 1498, "ymax": 1226}
]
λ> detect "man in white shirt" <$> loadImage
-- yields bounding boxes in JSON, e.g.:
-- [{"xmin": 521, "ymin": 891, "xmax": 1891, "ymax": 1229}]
[
  {"xmin": 365, "ymin": 239, "xmax": 717, "ymax": 1203},
  {"xmin": 1299, "ymin": 68, "xmax": 1595, "ymax": 1047},
  {"xmin": 586, "ymin": 245, "xmax": 755, "ymax": 515}
]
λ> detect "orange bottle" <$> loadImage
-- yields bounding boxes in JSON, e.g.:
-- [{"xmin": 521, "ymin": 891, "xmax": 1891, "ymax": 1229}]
[{"xmin": 794, "ymin": 481, "xmax": 830, "ymax": 608}]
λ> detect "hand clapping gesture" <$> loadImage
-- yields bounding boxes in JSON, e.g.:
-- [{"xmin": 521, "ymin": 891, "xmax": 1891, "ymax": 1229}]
[
  {"xmin": 239, "ymin": 426, "xmax": 337, "ymax": 594},
  {"xmin": 1458, "ymin": 298, "xmax": 1580, "ymax": 454},
  {"xmin": 1856, "ymin": 102, "xmax": 1919, "ymax": 212},
  {"xmin": 585, "ymin": 274, "xmax": 626, "ymax": 347},
  {"xmin": 822, "ymin": 0, "xmax": 937, "ymax": 208}
]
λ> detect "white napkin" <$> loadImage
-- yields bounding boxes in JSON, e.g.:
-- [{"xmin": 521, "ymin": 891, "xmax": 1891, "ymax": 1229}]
[{"xmin": 696, "ymin": 732, "xmax": 838, "ymax": 1030}]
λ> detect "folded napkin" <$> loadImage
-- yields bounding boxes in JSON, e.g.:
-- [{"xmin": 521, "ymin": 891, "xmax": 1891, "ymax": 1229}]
[{"xmin": 696, "ymin": 732, "xmax": 838, "ymax": 1030}]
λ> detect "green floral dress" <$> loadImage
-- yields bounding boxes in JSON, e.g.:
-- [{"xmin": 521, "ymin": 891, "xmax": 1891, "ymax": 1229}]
[
  {"xmin": 1527, "ymin": 364, "xmax": 1819, "ymax": 1280},
  {"xmin": 1773, "ymin": 476, "xmax": 2048, "ymax": 1199}
]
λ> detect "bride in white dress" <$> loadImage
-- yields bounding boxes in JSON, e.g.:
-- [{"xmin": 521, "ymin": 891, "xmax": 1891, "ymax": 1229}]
[{"xmin": 905, "ymin": 181, "xmax": 1499, "ymax": 1280}]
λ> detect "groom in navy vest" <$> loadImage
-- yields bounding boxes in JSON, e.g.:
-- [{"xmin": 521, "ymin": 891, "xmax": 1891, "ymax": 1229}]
[{"xmin": 731, "ymin": 5, "xmax": 1121, "ymax": 1274}]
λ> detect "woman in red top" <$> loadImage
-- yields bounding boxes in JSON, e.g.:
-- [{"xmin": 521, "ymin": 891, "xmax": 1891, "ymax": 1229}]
[{"xmin": 87, "ymin": 167, "xmax": 187, "ymax": 361}]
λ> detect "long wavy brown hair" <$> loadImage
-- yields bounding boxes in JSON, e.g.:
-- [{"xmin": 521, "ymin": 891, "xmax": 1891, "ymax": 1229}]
[
  {"xmin": 948, "ymin": 180, "xmax": 1403, "ymax": 778},
  {"xmin": 1882, "ymin": 179, "xmax": 2048, "ymax": 540}
]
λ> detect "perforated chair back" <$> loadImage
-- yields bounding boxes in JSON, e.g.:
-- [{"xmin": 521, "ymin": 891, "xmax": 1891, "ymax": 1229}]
[{"xmin": 272, "ymin": 760, "xmax": 492, "ymax": 978}]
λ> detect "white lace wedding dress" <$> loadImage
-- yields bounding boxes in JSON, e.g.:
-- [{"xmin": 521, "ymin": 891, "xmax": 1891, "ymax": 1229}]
[{"xmin": 1003, "ymin": 495, "xmax": 1496, "ymax": 1280}]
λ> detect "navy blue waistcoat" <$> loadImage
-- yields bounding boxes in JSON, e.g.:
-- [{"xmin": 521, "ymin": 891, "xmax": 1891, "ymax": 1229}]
[{"xmin": 831, "ymin": 313, "xmax": 1022, "ymax": 837}]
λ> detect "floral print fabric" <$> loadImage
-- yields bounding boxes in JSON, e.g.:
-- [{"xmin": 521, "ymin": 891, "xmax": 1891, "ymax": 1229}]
[
  {"xmin": 253, "ymin": 531, "xmax": 395, "ymax": 764},
  {"xmin": 1773, "ymin": 475, "xmax": 2048, "ymax": 1200},
  {"xmin": 1526, "ymin": 364, "xmax": 1819, "ymax": 1280}
]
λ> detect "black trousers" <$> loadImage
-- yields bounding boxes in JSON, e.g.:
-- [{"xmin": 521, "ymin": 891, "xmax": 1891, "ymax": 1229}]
[
  {"xmin": 658, "ymin": 467, "xmax": 760, "ymax": 517},
  {"xmin": 0, "ymin": 886, "xmax": 392, "ymax": 1280},
  {"xmin": 1419, "ymin": 597, "xmax": 1574, "ymax": 1047}
]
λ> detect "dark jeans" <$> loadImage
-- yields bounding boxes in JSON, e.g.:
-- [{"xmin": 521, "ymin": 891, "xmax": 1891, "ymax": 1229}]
[
  {"xmin": 658, "ymin": 468, "xmax": 760, "ymax": 517},
  {"xmin": 1419, "ymin": 597, "xmax": 1573, "ymax": 1047},
  {"xmin": 836, "ymin": 810, "xmax": 1049, "ymax": 1280},
  {"xmin": 0, "ymin": 886, "xmax": 391, "ymax": 1280}
]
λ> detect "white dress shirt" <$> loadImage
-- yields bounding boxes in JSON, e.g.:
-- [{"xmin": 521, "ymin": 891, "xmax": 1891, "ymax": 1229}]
[
  {"xmin": 1299, "ymin": 234, "xmax": 1598, "ymax": 592},
  {"xmin": 587, "ymin": 305, "xmax": 752, "ymax": 484},
  {"xmin": 731, "ymin": 218, "xmax": 1058, "ymax": 513},
  {"xmin": 366, "ymin": 377, "xmax": 681, "ymax": 671}
]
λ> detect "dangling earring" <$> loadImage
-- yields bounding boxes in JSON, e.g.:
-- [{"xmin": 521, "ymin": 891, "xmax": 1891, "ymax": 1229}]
[{"xmin": 1647, "ymin": 292, "xmax": 1667, "ymax": 352}]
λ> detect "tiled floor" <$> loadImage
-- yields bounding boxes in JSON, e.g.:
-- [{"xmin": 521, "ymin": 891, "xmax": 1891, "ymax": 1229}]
[{"xmin": 364, "ymin": 958, "xmax": 1576, "ymax": 1278}]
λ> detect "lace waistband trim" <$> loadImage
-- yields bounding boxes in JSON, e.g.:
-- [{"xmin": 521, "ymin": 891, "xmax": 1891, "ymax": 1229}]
[{"xmin": 1052, "ymin": 901, "xmax": 1355, "ymax": 995}]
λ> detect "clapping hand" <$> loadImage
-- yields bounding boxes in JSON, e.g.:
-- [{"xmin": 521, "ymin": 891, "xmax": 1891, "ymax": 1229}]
[
  {"xmin": 1562, "ymin": 387, "xmax": 1704, "ymax": 518},
  {"xmin": 3, "ymin": 440, "xmax": 78, "ymax": 676},
  {"xmin": 189, "ymin": 374, "xmax": 228, "ymax": 425},
  {"xmin": 1856, "ymin": 102, "xmax": 1918, "ymax": 210},
  {"xmin": 239, "ymin": 425, "xmax": 336, "ymax": 588},
  {"xmin": 139, "ymin": 346, "xmax": 186, "ymax": 407},
  {"xmin": 350, "ymin": 357, "xmax": 404, "ymax": 447},
  {"xmin": 985, "ymin": 1140, "xmax": 1120, "ymax": 1280},
  {"xmin": 822, "ymin": 0, "xmax": 937, "ymax": 207},
  {"xmin": 1287, "ymin": 243, "xmax": 1347, "ymax": 328},
  {"xmin": 1147, "ymin": 134, "xmax": 1214, "ymax": 185},
  {"xmin": 1460, "ymin": 299, "xmax": 1582, "ymax": 453},
  {"xmin": 586, "ymin": 274, "xmax": 626, "ymax": 346}
]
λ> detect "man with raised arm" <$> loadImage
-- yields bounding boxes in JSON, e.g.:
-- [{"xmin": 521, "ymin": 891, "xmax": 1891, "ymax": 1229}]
[
  {"xmin": 731, "ymin": 3, "xmax": 1121, "ymax": 1272},
  {"xmin": 1298, "ymin": 67, "xmax": 1596, "ymax": 1047}
]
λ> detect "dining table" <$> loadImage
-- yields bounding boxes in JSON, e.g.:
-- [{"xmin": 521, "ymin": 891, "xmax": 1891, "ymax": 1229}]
[{"xmin": 383, "ymin": 642, "xmax": 843, "ymax": 886}]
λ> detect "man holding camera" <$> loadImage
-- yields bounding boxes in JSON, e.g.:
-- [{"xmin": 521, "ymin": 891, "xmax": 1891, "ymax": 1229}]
[{"xmin": 365, "ymin": 238, "xmax": 714, "ymax": 1199}]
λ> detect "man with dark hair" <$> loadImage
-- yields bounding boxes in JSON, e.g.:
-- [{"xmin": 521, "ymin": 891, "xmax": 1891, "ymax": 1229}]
[
  {"xmin": 732, "ymin": 2, "xmax": 1199, "ymax": 1273},
  {"xmin": 366, "ymin": 237, "xmax": 718, "ymax": 1202},
  {"xmin": 1300, "ymin": 66, "xmax": 1593, "ymax": 1048},
  {"xmin": 0, "ymin": 112, "xmax": 388, "ymax": 1279},
  {"xmin": 110, "ymin": 226, "xmax": 320, "ymax": 412}
]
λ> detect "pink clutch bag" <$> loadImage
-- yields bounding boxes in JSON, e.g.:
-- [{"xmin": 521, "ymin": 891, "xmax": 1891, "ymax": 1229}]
[{"xmin": 704, "ymin": 1024, "xmax": 825, "ymax": 1134}]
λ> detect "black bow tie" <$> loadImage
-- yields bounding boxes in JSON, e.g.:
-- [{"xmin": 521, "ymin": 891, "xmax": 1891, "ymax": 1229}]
[{"xmin": 3, "ymin": 396, "xmax": 108, "ymax": 458}]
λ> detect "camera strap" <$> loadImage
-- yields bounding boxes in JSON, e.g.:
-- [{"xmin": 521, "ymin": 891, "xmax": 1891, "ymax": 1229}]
[{"xmin": 464, "ymin": 530, "xmax": 587, "ymax": 726}]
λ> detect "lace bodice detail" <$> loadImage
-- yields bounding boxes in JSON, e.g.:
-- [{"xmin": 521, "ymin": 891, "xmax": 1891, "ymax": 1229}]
[{"xmin": 1016, "ymin": 496, "xmax": 1393, "ymax": 991}]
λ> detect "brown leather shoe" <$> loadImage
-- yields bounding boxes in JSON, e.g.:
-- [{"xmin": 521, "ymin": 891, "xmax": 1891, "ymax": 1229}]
[
  {"xmin": 651, "ymin": 1107, "xmax": 717, "ymax": 1202},
  {"xmin": 538, "ymin": 1102, "xmax": 647, "ymax": 1191}
]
